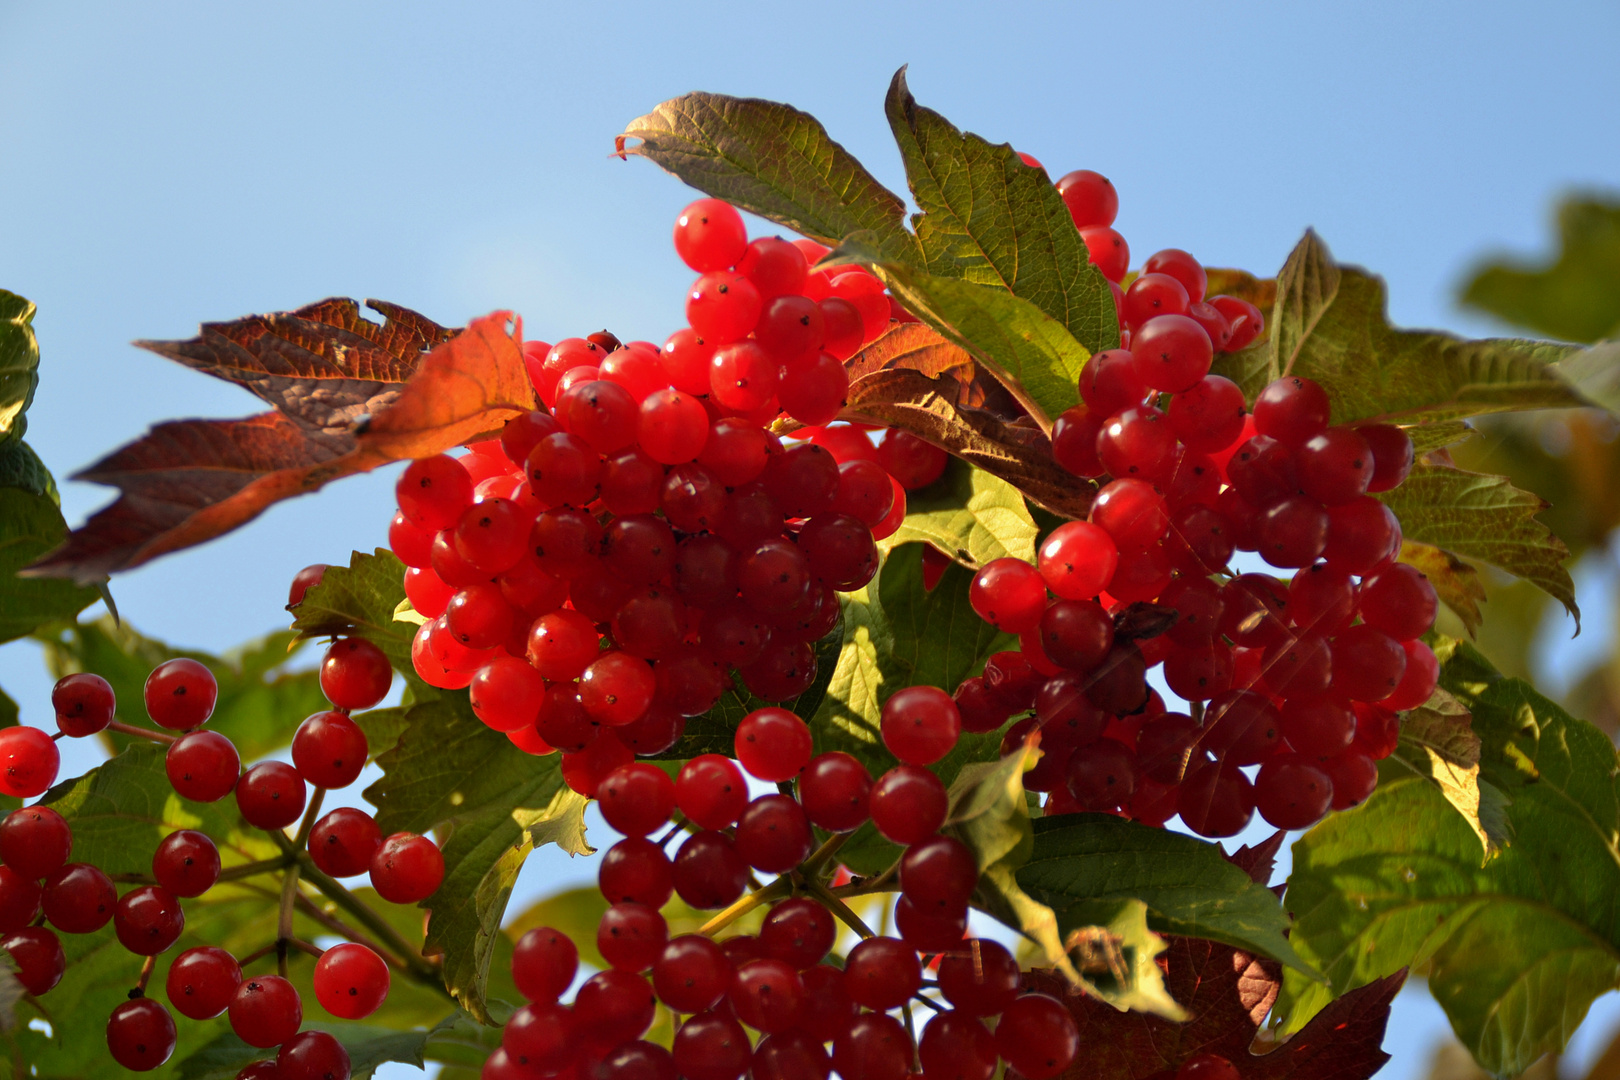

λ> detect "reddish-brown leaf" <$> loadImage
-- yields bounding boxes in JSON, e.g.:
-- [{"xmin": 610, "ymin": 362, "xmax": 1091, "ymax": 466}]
[
  {"xmin": 135, "ymin": 298, "xmax": 456, "ymax": 433},
  {"xmin": 840, "ymin": 366, "xmax": 1094, "ymax": 519},
  {"xmin": 24, "ymin": 307, "xmax": 530, "ymax": 584},
  {"xmin": 845, "ymin": 322, "xmax": 1020, "ymax": 417},
  {"xmin": 1224, "ymin": 830, "xmax": 1288, "ymax": 887},
  {"xmin": 1025, "ymin": 938, "xmax": 1404, "ymax": 1080}
]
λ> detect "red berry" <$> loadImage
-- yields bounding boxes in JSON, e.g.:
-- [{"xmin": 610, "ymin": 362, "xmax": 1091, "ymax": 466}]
[
  {"xmin": 833, "ymin": 1012, "xmax": 912, "ymax": 1080},
  {"xmin": 573, "ymin": 968, "xmax": 657, "ymax": 1044},
  {"xmin": 654, "ymin": 933, "xmax": 733, "ymax": 1013},
  {"xmin": 996, "ymin": 994, "xmax": 1080, "ymax": 1080},
  {"xmin": 166, "ymin": 730, "xmax": 240, "ymax": 803},
  {"xmin": 288, "ymin": 563, "xmax": 328, "ymax": 607},
  {"xmin": 759, "ymin": 897, "xmax": 837, "ymax": 970},
  {"xmin": 1255, "ymin": 753, "xmax": 1335, "ymax": 829},
  {"xmin": 52, "ymin": 672, "xmax": 116, "ymax": 738},
  {"xmin": 778, "ymin": 351, "xmax": 849, "ymax": 427},
  {"xmin": 1357, "ymin": 423, "xmax": 1415, "ymax": 492},
  {"xmin": 735, "ymin": 708, "xmax": 814, "ymax": 782},
  {"xmin": 844, "ymin": 936, "xmax": 922, "ymax": 1010},
  {"xmin": 1177, "ymin": 1053, "xmax": 1241, "ymax": 1080},
  {"xmin": 291, "ymin": 711, "xmax": 369, "ymax": 789},
  {"xmin": 674, "ymin": 199, "xmax": 748, "ymax": 273},
  {"xmin": 560, "ymin": 731, "xmax": 634, "ymax": 797},
  {"xmin": 278, "ymin": 1030, "xmax": 352, "ymax": 1080},
  {"xmin": 1167, "ymin": 374, "xmax": 1246, "ymax": 452},
  {"xmin": 797, "ymin": 752, "xmax": 872, "ymax": 832},
  {"xmin": 1143, "ymin": 248, "xmax": 1208, "ymax": 303},
  {"xmin": 900, "ymin": 835, "xmax": 978, "ymax": 914},
  {"xmin": 676, "ymin": 755, "xmax": 748, "ymax": 830},
  {"xmin": 2, "ymin": 926, "xmax": 64, "ymax": 995},
  {"xmin": 920, "ymin": 1011, "xmax": 998, "ymax": 1080},
  {"xmin": 396, "ymin": 454, "xmax": 474, "ymax": 530},
  {"xmin": 1122, "ymin": 272, "xmax": 1190, "ymax": 329},
  {"xmin": 309, "ymin": 807, "xmax": 383, "ymax": 878},
  {"xmin": 1359, "ymin": 563, "xmax": 1439, "ymax": 641},
  {"xmin": 869, "ymin": 765, "xmax": 948, "ymax": 845},
  {"xmin": 639, "ymin": 388, "xmax": 710, "ymax": 464},
  {"xmin": 235, "ymin": 761, "xmax": 307, "ymax": 830},
  {"xmin": 166, "ymin": 946, "xmax": 241, "ymax": 1019},
  {"xmin": 114, "ymin": 885, "xmax": 185, "ymax": 955},
  {"xmin": 1090, "ymin": 478, "xmax": 1169, "ymax": 547},
  {"xmin": 673, "ymin": 830, "xmax": 750, "ymax": 909},
  {"xmin": 1051, "ymin": 406, "xmax": 1106, "ymax": 477},
  {"xmin": 1323, "ymin": 497, "xmax": 1402, "ymax": 575},
  {"xmin": 1038, "ymin": 521, "xmax": 1118, "ymax": 599},
  {"xmin": 0, "ymin": 867, "xmax": 41, "ymax": 935},
  {"xmin": 314, "ymin": 941, "xmax": 391, "ymax": 1019},
  {"xmin": 598, "ymin": 762, "xmax": 678, "ymax": 837},
  {"xmin": 938, "ymin": 938, "xmax": 1021, "ymax": 1015},
  {"xmin": 969, "ymin": 558, "xmax": 1048, "ymax": 634},
  {"xmin": 1209, "ymin": 295, "xmax": 1265, "ymax": 351},
  {"xmin": 673, "ymin": 1011, "xmax": 752, "ymax": 1080},
  {"xmin": 513, "ymin": 925, "xmax": 578, "ymax": 1002},
  {"xmin": 880, "ymin": 685, "xmax": 961, "ymax": 766},
  {"xmin": 1381, "ymin": 639, "xmax": 1439, "ymax": 710},
  {"xmin": 689, "ymin": 272, "xmax": 763, "ymax": 346},
  {"xmin": 43, "ymin": 861, "xmax": 116, "ymax": 932},
  {"xmin": 874, "ymin": 430, "xmax": 947, "ymax": 491},
  {"xmin": 526, "ymin": 431, "xmax": 603, "ymax": 507},
  {"xmin": 1296, "ymin": 427, "xmax": 1374, "ymax": 505},
  {"xmin": 229, "ymin": 975, "xmax": 303, "ymax": 1048},
  {"xmin": 1332, "ymin": 624, "xmax": 1408, "ymax": 702},
  {"xmin": 320, "ymin": 637, "xmax": 393, "ymax": 711},
  {"xmin": 1056, "ymin": 170, "xmax": 1118, "ymax": 229},
  {"xmin": 1132, "ymin": 314, "xmax": 1213, "ymax": 393},
  {"xmin": 1079, "ymin": 349, "xmax": 1149, "ymax": 416},
  {"xmin": 1079, "ymin": 226, "xmax": 1129, "ymax": 282},
  {"xmin": 1096, "ymin": 404, "xmax": 1175, "ymax": 480},
  {"xmin": 107, "ymin": 997, "xmax": 177, "ymax": 1071},
  {"xmin": 734, "ymin": 795, "xmax": 813, "ymax": 873},
  {"xmin": 0, "ymin": 805, "xmax": 72, "ymax": 880},
  {"xmin": 153, "ymin": 830, "xmax": 220, "ymax": 898},
  {"xmin": 1254, "ymin": 376, "xmax": 1331, "ymax": 447}
]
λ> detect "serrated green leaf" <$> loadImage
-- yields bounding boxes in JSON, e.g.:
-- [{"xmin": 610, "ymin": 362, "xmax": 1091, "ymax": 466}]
[
  {"xmin": 1269, "ymin": 232, "xmax": 1587, "ymax": 425},
  {"xmin": 618, "ymin": 93, "xmax": 916, "ymax": 260},
  {"xmin": 653, "ymin": 620, "xmax": 843, "ymax": 761},
  {"xmin": 1207, "ymin": 338, "xmax": 1274, "ymax": 403},
  {"xmin": 176, "ymin": 1012, "xmax": 496, "ymax": 1080},
  {"xmin": 1405, "ymin": 420, "xmax": 1475, "ymax": 455},
  {"xmin": 1460, "ymin": 196, "xmax": 1620, "ymax": 344},
  {"xmin": 1018, "ymin": 814, "xmax": 1312, "ymax": 975},
  {"xmin": 0, "ymin": 290, "xmax": 38, "ymax": 449},
  {"xmin": 1384, "ymin": 684, "xmax": 1507, "ymax": 859},
  {"xmin": 883, "ymin": 68, "xmax": 1118, "ymax": 354},
  {"xmin": 0, "ymin": 488, "xmax": 99, "ymax": 644},
  {"xmin": 37, "ymin": 615, "xmax": 327, "ymax": 761},
  {"xmin": 878, "ymin": 457, "xmax": 1038, "ymax": 569},
  {"xmin": 0, "ymin": 439, "xmax": 57, "ymax": 502},
  {"xmin": 1281, "ymin": 640, "xmax": 1620, "ymax": 1076},
  {"xmin": 289, "ymin": 547, "xmax": 414, "ymax": 673},
  {"xmin": 1376, "ymin": 461, "xmax": 1576, "ymax": 628}
]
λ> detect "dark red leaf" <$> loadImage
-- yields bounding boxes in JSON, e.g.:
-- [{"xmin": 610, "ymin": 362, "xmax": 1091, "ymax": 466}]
[
  {"xmin": 1224, "ymin": 830, "xmax": 1288, "ymax": 888},
  {"xmin": 1025, "ymin": 937, "xmax": 1404, "ymax": 1080}
]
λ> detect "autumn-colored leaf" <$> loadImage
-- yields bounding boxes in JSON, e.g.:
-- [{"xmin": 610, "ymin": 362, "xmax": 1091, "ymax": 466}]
[
  {"xmin": 1399, "ymin": 540, "xmax": 1487, "ymax": 636},
  {"xmin": 840, "ymin": 366, "xmax": 1094, "ymax": 519},
  {"xmin": 24, "ymin": 306, "xmax": 531, "ymax": 584},
  {"xmin": 1202, "ymin": 268, "xmax": 1277, "ymax": 310},
  {"xmin": 1026, "ymin": 937, "xmax": 1405, "ymax": 1080},
  {"xmin": 843, "ymin": 322, "xmax": 1019, "ymax": 417}
]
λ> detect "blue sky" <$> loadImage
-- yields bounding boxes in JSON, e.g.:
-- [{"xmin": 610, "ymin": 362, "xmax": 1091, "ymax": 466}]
[{"xmin": 3, "ymin": 2, "xmax": 1619, "ymax": 1076}]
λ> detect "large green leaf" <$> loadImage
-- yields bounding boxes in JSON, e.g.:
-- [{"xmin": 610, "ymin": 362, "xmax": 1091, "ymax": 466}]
[
  {"xmin": 1382, "ymin": 682, "xmax": 1509, "ymax": 858},
  {"xmin": 1018, "ymin": 814, "xmax": 1311, "ymax": 975},
  {"xmin": 289, "ymin": 547, "xmax": 415, "ymax": 674},
  {"xmin": 365, "ymin": 691, "xmax": 590, "ymax": 1022},
  {"xmin": 0, "ymin": 291, "xmax": 38, "ymax": 448},
  {"xmin": 176, "ymin": 1012, "xmax": 500, "ymax": 1080},
  {"xmin": 829, "ymin": 238, "xmax": 1092, "ymax": 431},
  {"xmin": 1375, "ymin": 461, "xmax": 1576, "ymax": 627},
  {"xmin": 1281, "ymin": 641, "xmax": 1620, "ymax": 1076},
  {"xmin": 0, "ymin": 439, "xmax": 57, "ymax": 501},
  {"xmin": 617, "ymin": 93, "xmax": 916, "ymax": 260},
  {"xmin": 1266, "ymin": 232, "xmax": 1587, "ymax": 425},
  {"xmin": 877, "ymin": 457, "xmax": 1038, "ymax": 568},
  {"xmin": 883, "ymin": 68, "xmax": 1118, "ymax": 354},
  {"xmin": 0, "ymin": 488, "xmax": 99, "ymax": 644},
  {"xmin": 1460, "ymin": 196, "xmax": 1620, "ymax": 344},
  {"xmin": 38, "ymin": 616, "xmax": 328, "ymax": 761}
]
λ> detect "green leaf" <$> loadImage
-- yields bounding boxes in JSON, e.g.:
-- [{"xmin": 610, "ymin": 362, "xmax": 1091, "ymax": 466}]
[
  {"xmin": 0, "ymin": 686, "xmax": 16, "ymax": 728},
  {"xmin": 1280, "ymin": 640, "xmax": 1620, "ymax": 1076},
  {"xmin": 1554, "ymin": 340, "xmax": 1620, "ymax": 417},
  {"xmin": 1268, "ymin": 232, "xmax": 1588, "ymax": 425},
  {"xmin": 877, "ymin": 457, "xmax": 1038, "ymax": 568},
  {"xmin": 882, "ymin": 68, "xmax": 1118, "ymax": 354},
  {"xmin": 1018, "ymin": 814, "xmax": 1313, "ymax": 975},
  {"xmin": 1375, "ymin": 461, "xmax": 1576, "ymax": 628},
  {"xmin": 830, "ymin": 238, "xmax": 1092, "ymax": 431},
  {"xmin": 0, "ymin": 290, "xmax": 38, "ymax": 448},
  {"xmin": 1460, "ymin": 196, "xmax": 1620, "ymax": 344},
  {"xmin": 366, "ymin": 691, "xmax": 590, "ymax": 1022},
  {"xmin": 1405, "ymin": 420, "xmax": 1476, "ymax": 456},
  {"xmin": 653, "ymin": 621, "xmax": 843, "ymax": 761},
  {"xmin": 289, "ymin": 548, "xmax": 414, "ymax": 674},
  {"xmin": 1397, "ymin": 541, "xmax": 1487, "ymax": 637},
  {"xmin": 37, "ymin": 615, "xmax": 327, "ymax": 761},
  {"xmin": 175, "ymin": 1012, "xmax": 498, "ymax": 1080},
  {"xmin": 0, "ymin": 488, "xmax": 99, "ymax": 644},
  {"xmin": 618, "ymin": 93, "xmax": 916, "ymax": 260},
  {"xmin": 1384, "ymin": 685, "xmax": 1509, "ymax": 859},
  {"xmin": 0, "ymin": 439, "xmax": 58, "ymax": 502}
]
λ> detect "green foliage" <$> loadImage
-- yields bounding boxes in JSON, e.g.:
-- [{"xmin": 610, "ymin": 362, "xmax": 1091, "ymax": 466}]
[
  {"xmin": 177, "ymin": 1012, "xmax": 500, "ymax": 1080},
  {"xmin": 0, "ymin": 290, "xmax": 38, "ymax": 448},
  {"xmin": 618, "ymin": 94, "xmax": 916, "ymax": 260},
  {"xmin": 1018, "ymin": 815, "xmax": 1311, "ymax": 975},
  {"xmin": 0, "ymin": 438, "xmax": 57, "ymax": 502},
  {"xmin": 38, "ymin": 615, "xmax": 329, "ymax": 761},
  {"xmin": 1376, "ymin": 461, "xmax": 1577, "ymax": 627},
  {"xmin": 1461, "ymin": 195, "xmax": 1620, "ymax": 344},
  {"xmin": 289, "ymin": 548, "xmax": 416, "ymax": 675},
  {"xmin": 877, "ymin": 456, "xmax": 1038, "ymax": 568},
  {"xmin": 883, "ymin": 68, "xmax": 1118, "ymax": 354},
  {"xmin": 1281, "ymin": 640, "xmax": 1620, "ymax": 1076},
  {"xmin": 0, "ymin": 488, "xmax": 99, "ymax": 644}
]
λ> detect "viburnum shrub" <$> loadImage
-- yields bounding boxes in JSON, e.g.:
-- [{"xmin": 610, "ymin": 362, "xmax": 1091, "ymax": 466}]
[{"xmin": 1, "ymin": 70, "xmax": 1607, "ymax": 1080}]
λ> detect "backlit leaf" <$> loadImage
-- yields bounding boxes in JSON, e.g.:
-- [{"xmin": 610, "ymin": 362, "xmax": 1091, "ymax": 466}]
[
  {"xmin": 1460, "ymin": 195, "xmax": 1620, "ymax": 344},
  {"xmin": 0, "ymin": 439, "xmax": 57, "ymax": 501},
  {"xmin": 0, "ymin": 290, "xmax": 38, "ymax": 447},
  {"xmin": 617, "ymin": 93, "xmax": 916, "ymax": 260},
  {"xmin": 1375, "ymin": 461, "xmax": 1576, "ymax": 628},
  {"xmin": 0, "ymin": 487, "xmax": 99, "ymax": 644},
  {"xmin": 1397, "ymin": 541, "xmax": 1487, "ymax": 636},
  {"xmin": 289, "ymin": 548, "xmax": 415, "ymax": 674},
  {"xmin": 883, "ymin": 68, "xmax": 1117, "ymax": 353},
  {"xmin": 1384, "ymin": 684, "xmax": 1506, "ymax": 858},
  {"xmin": 878, "ymin": 456, "xmax": 1038, "ymax": 568}
]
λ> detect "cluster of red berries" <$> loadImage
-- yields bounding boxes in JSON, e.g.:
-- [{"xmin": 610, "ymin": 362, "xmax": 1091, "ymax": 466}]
[
  {"xmin": 0, "ymin": 623, "xmax": 446, "ymax": 1077},
  {"xmin": 387, "ymin": 197, "xmax": 949, "ymax": 799},
  {"xmin": 478, "ymin": 699, "xmax": 1079, "ymax": 1080}
]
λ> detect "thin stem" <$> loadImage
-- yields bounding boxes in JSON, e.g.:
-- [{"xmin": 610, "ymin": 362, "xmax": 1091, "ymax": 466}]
[
  {"xmin": 800, "ymin": 832, "xmax": 850, "ymax": 879},
  {"xmin": 297, "ymin": 855, "xmax": 441, "ymax": 982},
  {"xmin": 109, "ymin": 873, "xmax": 159, "ymax": 886},
  {"xmin": 698, "ymin": 877, "xmax": 791, "ymax": 938},
  {"xmin": 277, "ymin": 863, "xmax": 302, "ymax": 977},
  {"xmin": 238, "ymin": 941, "xmax": 279, "ymax": 967},
  {"xmin": 835, "ymin": 859, "xmax": 900, "ymax": 898},
  {"xmin": 910, "ymin": 993, "xmax": 945, "ymax": 1014},
  {"xmin": 293, "ymin": 787, "xmax": 327, "ymax": 848},
  {"xmin": 107, "ymin": 720, "xmax": 176, "ymax": 745},
  {"xmin": 291, "ymin": 893, "xmax": 453, "ymax": 1002},
  {"xmin": 286, "ymin": 938, "xmax": 325, "ymax": 958},
  {"xmin": 216, "ymin": 855, "xmax": 297, "ymax": 883},
  {"xmin": 135, "ymin": 956, "xmax": 156, "ymax": 994},
  {"xmin": 806, "ymin": 880, "xmax": 875, "ymax": 940}
]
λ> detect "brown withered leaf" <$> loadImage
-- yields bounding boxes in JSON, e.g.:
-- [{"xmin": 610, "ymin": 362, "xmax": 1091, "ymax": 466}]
[
  {"xmin": 845, "ymin": 322, "xmax": 1023, "ymax": 419},
  {"xmin": 25, "ymin": 308, "xmax": 530, "ymax": 584},
  {"xmin": 840, "ymin": 366, "xmax": 1094, "ymax": 519},
  {"xmin": 136, "ymin": 298, "xmax": 457, "ymax": 434},
  {"xmin": 1026, "ymin": 937, "xmax": 1404, "ymax": 1080},
  {"xmin": 1113, "ymin": 602, "xmax": 1179, "ymax": 642}
]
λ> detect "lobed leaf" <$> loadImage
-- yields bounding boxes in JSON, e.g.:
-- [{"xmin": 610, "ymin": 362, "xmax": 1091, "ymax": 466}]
[
  {"xmin": 883, "ymin": 68, "xmax": 1118, "ymax": 353},
  {"xmin": 617, "ymin": 93, "xmax": 916, "ymax": 260},
  {"xmin": 0, "ymin": 487, "xmax": 99, "ymax": 644},
  {"xmin": 0, "ymin": 289, "xmax": 38, "ymax": 448},
  {"xmin": 1281, "ymin": 640, "xmax": 1620, "ymax": 1076},
  {"xmin": 1459, "ymin": 195, "xmax": 1620, "ymax": 344},
  {"xmin": 878, "ymin": 456, "xmax": 1038, "ymax": 568},
  {"xmin": 289, "ymin": 548, "xmax": 415, "ymax": 674},
  {"xmin": 1376, "ymin": 461, "xmax": 1577, "ymax": 628}
]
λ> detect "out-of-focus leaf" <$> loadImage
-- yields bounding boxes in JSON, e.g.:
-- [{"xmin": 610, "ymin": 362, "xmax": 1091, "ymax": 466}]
[
  {"xmin": 617, "ymin": 93, "xmax": 916, "ymax": 260},
  {"xmin": 883, "ymin": 68, "xmax": 1118, "ymax": 353},
  {"xmin": 1460, "ymin": 196, "xmax": 1620, "ymax": 344},
  {"xmin": 23, "ymin": 309, "xmax": 528, "ymax": 584},
  {"xmin": 1398, "ymin": 541, "xmax": 1487, "ymax": 636},
  {"xmin": 1025, "ymin": 940, "xmax": 1403, "ymax": 1079},
  {"xmin": 1405, "ymin": 421, "xmax": 1475, "ymax": 456},
  {"xmin": 1018, "ymin": 814, "xmax": 1311, "ymax": 974},
  {"xmin": 38, "ymin": 615, "xmax": 326, "ymax": 761},
  {"xmin": 0, "ymin": 290, "xmax": 38, "ymax": 448},
  {"xmin": 1376, "ymin": 461, "xmax": 1576, "ymax": 628},
  {"xmin": 0, "ymin": 488, "xmax": 99, "ymax": 644},
  {"xmin": 1281, "ymin": 640, "xmax": 1620, "ymax": 1076},
  {"xmin": 0, "ymin": 439, "xmax": 57, "ymax": 501},
  {"xmin": 878, "ymin": 456, "xmax": 1038, "ymax": 568}
]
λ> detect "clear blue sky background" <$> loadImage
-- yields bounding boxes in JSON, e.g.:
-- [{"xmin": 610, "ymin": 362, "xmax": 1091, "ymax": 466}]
[{"xmin": 3, "ymin": 2, "xmax": 1619, "ymax": 1076}]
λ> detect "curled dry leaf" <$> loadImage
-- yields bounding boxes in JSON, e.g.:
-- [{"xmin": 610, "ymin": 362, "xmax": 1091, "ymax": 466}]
[{"xmin": 24, "ymin": 303, "xmax": 532, "ymax": 584}]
